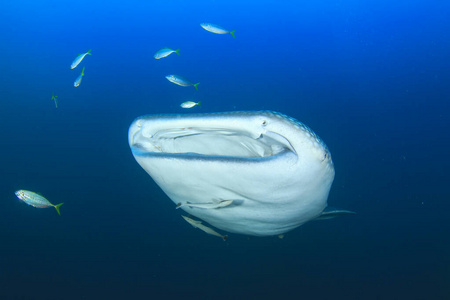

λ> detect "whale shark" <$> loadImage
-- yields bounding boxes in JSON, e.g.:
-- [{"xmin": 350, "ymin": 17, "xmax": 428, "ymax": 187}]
[{"xmin": 128, "ymin": 111, "xmax": 349, "ymax": 237}]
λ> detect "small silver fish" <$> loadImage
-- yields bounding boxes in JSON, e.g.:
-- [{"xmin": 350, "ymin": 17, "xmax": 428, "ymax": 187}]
[
  {"xmin": 154, "ymin": 47, "xmax": 180, "ymax": 59},
  {"xmin": 200, "ymin": 23, "xmax": 235, "ymax": 38},
  {"xmin": 182, "ymin": 215, "xmax": 228, "ymax": 241},
  {"xmin": 176, "ymin": 199, "xmax": 233, "ymax": 209},
  {"xmin": 51, "ymin": 94, "xmax": 58, "ymax": 108},
  {"xmin": 180, "ymin": 101, "xmax": 201, "ymax": 109},
  {"xmin": 74, "ymin": 66, "xmax": 85, "ymax": 87},
  {"xmin": 15, "ymin": 190, "xmax": 63, "ymax": 215},
  {"xmin": 71, "ymin": 49, "xmax": 91, "ymax": 69},
  {"xmin": 166, "ymin": 75, "xmax": 199, "ymax": 90}
]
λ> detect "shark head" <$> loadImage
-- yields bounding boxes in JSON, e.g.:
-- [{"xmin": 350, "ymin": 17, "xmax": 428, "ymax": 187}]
[{"xmin": 128, "ymin": 111, "xmax": 335, "ymax": 236}]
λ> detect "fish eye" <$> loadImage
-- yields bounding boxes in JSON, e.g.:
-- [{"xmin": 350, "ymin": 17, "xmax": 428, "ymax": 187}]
[{"xmin": 262, "ymin": 120, "xmax": 267, "ymax": 125}]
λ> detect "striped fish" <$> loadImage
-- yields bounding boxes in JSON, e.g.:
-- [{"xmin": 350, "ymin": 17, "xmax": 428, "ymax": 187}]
[{"xmin": 15, "ymin": 190, "xmax": 63, "ymax": 215}]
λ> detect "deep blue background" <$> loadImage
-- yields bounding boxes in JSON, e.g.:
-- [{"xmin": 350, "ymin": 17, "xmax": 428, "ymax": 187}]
[{"xmin": 1, "ymin": 0, "xmax": 449, "ymax": 299}]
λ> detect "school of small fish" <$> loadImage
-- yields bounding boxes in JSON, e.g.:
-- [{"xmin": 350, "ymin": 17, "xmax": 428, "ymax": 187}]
[
  {"xmin": 49, "ymin": 23, "xmax": 234, "ymax": 108},
  {"xmin": 72, "ymin": 50, "xmax": 90, "ymax": 88},
  {"xmin": 155, "ymin": 23, "xmax": 235, "ymax": 108},
  {"xmin": 20, "ymin": 22, "xmax": 236, "ymax": 240}
]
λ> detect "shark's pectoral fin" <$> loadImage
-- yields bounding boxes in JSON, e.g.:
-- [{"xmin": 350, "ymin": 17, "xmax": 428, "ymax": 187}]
[{"xmin": 315, "ymin": 209, "xmax": 356, "ymax": 220}]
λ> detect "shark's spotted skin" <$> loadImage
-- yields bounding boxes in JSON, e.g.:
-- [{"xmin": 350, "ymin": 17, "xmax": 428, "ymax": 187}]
[{"xmin": 129, "ymin": 111, "xmax": 335, "ymax": 236}]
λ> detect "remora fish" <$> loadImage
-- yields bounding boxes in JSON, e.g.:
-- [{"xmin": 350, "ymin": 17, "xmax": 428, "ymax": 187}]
[
  {"xmin": 71, "ymin": 49, "xmax": 91, "ymax": 69},
  {"xmin": 128, "ymin": 111, "xmax": 352, "ymax": 237},
  {"xmin": 74, "ymin": 66, "xmax": 85, "ymax": 87},
  {"xmin": 154, "ymin": 48, "xmax": 180, "ymax": 59},
  {"xmin": 182, "ymin": 215, "xmax": 228, "ymax": 241},
  {"xmin": 15, "ymin": 190, "xmax": 63, "ymax": 215},
  {"xmin": 166, "ymin": 75, "xmax": 199, "ymax": 90},
  {"xmin": 314, "ymin": 209, "xmax": 356, "ymax": 220},
  {"xmin": 176, "ymin": 200, "xmax": 233, "ymax": 209},
  {"xmin": 200, "ymin": 23, "xmax": 235, "ymax": 38},
  {"xmin": 180, "ymin": 101, "xmax": 201, "ymax": 109}
]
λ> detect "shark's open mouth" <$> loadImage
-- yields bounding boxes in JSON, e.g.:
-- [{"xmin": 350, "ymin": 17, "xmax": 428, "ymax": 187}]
[
  {"xmin": 128, "ymin": 111, "xmax": 335, "ymax": 236},
  {"xmin": 130, "ymin": 126, "xmax": 293, "ymax": 159}
]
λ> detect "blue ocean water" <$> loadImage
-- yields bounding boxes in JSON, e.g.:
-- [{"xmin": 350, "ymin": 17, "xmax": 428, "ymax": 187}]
[{"xmin": 1, "ymin": 0, "xmax": 449, "ymax": 299}]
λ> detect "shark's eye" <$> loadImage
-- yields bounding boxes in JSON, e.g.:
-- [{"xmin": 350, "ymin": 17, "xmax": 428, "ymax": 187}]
[{"xmin": 262, "ymin": 120, "xmax": 267, "ymax": 125}]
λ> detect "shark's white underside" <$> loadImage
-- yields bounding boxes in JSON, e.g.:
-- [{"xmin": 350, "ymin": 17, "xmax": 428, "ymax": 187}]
[{"xmin": 128, "ymin": 111, "xmax": 335, "ymax": 236}]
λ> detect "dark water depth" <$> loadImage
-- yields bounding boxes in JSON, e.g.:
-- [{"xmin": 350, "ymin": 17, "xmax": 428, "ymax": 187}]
[{"xmin": 1, "ymin": 0, "xmax": 449, "ymax": 299}]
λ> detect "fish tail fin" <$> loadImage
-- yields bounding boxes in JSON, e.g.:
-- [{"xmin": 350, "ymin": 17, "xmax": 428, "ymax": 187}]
[
  {"xmin": 230, "ymin": 30, "xmax": 236, "ymax": 38},
  {"xmin": 81, "ymin": 66, "xmax": 85, "ymax": 76},
  {"xmin": 87, "ymin": 49, "xmax": 92, "ymax": 55},
  {"xmin": 197, "ymin": 101, "xmax": 201, "ymax": 106},
  {"xmin": 54, "ymin": 203, "xmax": 64, "ymax": 216},
  {"xmin": 175, "ymin": 49, "xmax": 180, "ymax": 55},
  {"xmin": 194, "ymin": 83, "xmax": 200, "ymax": 91},
  {"xmin": 176, "ymin": 202, "xmax": 182, "ymax": 209},
  {"xmin": 222, "ymin": 235, "xmax": 228, "ymax": 241}
]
